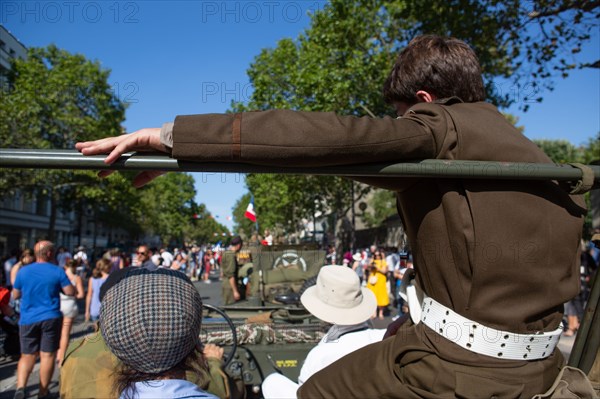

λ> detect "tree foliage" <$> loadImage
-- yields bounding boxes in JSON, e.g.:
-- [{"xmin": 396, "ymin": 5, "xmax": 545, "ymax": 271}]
[
  {"xmin": 189, "ymin": 202, "xmax": 230, "ymax": 245},
  {"xmin": 0, "ymin": 45, "xmax": 228, "ymax": 244},
  {"xmin": 229, "ymin": 0, "xmax": 597, "ymax": 236},
  {"xmin": 534, "ymin": 135, "xmax": 599, "ymax": 237},
  {"xmin": 234, "ymin": 0, "xmax": 598, "ymax": 115},
  {"xmin": 533, "ymin": 139, "xmax": 583, "ymax": 163},
  {"xmin": 0, "ymin": 45, "xmax": 127, "ymax": 240},
  {"xmin": 134, "ymin": 173, "xmax": 229, "ymax": 245},
  {"xmin": 361, "ymin": 189, "xmax": 398, "ymax": 228}
]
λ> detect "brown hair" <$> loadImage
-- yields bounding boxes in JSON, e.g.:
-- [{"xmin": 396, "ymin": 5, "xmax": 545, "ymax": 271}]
[
  {"xmin": 20, "ymin": 248, "xmax": 34, "ymax": 264},
  {"xmin": 113, "ymin": 350, "xmax": 205, "ymax": 397},
  {"xmin": 383, "ymin": 35, "xmax": 485, "ymax": 105},
  {"xmin": 92, "ymin": 258, "xmax": 112, "ymax": 278},
  {"xmin": 64, "ymin": 258, "xmax": 77, "ymax": 274}
]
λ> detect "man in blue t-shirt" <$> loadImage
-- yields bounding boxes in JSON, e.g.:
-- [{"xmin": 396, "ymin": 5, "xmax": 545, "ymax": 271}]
[{"xmin": 12, "ymin": 240, "xmax": 74, "ymax": 399}]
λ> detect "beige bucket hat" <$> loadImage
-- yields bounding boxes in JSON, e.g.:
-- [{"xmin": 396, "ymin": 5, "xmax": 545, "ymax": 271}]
[{"xmin": 301, "ymin": 265, "xmax": 377, "ymax": 325}]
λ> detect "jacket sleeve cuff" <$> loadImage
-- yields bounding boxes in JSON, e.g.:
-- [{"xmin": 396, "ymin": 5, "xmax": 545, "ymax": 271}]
[{"xmin": 160, "ymin": 122, "xmax": 174, "ymax": 150}]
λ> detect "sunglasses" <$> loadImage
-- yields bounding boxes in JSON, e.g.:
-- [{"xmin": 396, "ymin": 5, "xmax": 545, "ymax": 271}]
[{"xmin": 137, "ymin": 251, "xmax": 147, "ymax": 255}]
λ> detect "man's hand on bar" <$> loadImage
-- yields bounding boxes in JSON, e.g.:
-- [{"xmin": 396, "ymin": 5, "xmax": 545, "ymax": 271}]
[{"xmin": 76, "ymin": 128, "xmax": 167, "ymax": 187}]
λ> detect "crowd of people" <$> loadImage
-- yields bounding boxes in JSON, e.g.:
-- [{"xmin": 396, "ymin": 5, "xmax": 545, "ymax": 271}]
[
  {"xmin": 325, "ymin": 244, "xmax": 413, "ymax": 321},
  {"xmin": 1, "ymin": 236, "xmax": 599, "ymax": 398},
  {"xmin": 0, "ymin": 239, "xmax": 238, "ymax": 398}
]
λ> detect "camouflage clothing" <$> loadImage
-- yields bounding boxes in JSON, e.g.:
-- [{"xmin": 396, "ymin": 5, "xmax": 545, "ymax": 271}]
[
  {"xmin": 59, "ymin": 331, "xmax": 230, "ymax": 399},
  {"xmin": 201, "ymin": 322, "xmax": 325, "ymax": 346}
]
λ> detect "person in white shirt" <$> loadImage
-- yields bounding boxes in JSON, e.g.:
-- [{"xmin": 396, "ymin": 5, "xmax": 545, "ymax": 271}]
[
  {"xmin": 261, "ymin": 266, "xmax": 385, "ymax": 399},
  {"xmin": 159, "ymin": 248, "xmax": 174, "ymax": 267}
]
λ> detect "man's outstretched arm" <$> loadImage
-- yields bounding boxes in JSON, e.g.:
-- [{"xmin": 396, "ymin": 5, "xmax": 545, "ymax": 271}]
[{"xmin": 77, "ymin": 106, "xmax": 446, "ymax": 186}]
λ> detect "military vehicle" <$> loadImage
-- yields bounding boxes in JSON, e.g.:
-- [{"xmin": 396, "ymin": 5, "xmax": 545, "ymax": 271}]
[
  {"xmin": 222, "ymin": 243, "xmax": 326, "ymax": 314},
  {"xmin": 2, "ymin": 149, "xmax": 599, "ymax": 398},
  {"xmin": 200, "ymin": 243, "xmax": 329, "ymax": 397}
]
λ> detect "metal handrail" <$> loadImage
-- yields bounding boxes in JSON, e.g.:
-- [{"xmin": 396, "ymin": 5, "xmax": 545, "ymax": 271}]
[{"xmin": 1, "ymin": 149, "xmax": 599, "ymax": 181}]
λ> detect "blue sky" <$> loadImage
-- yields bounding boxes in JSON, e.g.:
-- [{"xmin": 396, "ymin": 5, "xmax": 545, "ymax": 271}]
[{"xmin": 2, "ymin": 1, "xmax": 598, "ymax": 231}]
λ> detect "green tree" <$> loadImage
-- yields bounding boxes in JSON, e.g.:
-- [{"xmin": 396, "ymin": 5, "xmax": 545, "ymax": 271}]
[
  {"xmin": 361, "ymin": 189, "xmax": 398, "ymax": 228},
  {"xmin": 580, "ymin": 132, "xmax": 600, "ymax": 165},
  {"xmin": 0, "ymin": 45, "xmax": 126, "ymax": 240},
  {"xmin": 188, "ymin": 202, "xmax": 230, "ymax": 245},
  {"xmin": 234, "ymin": 0, "xmax": 598, "ymax": 115},
  {"xmin": 137, "ymin": 173, "xmax": 196, "ymax": 245},
  {"xmin": 533, "ymin": 139, "xmax": 582, "ymax": 163},
  {"xmin": 59, "ymin": 171, "xmax": 145, "ymax": 244},
  {"xmin": 534, "ymin": 135, "xmax": 599, "ymax": 238},
  {"xmin": 229, "ymin": 0, "xmax": 597, "ymax": 241}
]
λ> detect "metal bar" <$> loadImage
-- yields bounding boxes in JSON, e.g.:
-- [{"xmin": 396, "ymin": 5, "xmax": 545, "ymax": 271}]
[
  {"xmin": 1, "ymin": 148, "xmax": 599, "ymax": 181},
  {"xmin": 568, "ymin": 268, "xmax": 600, "ymax": 374}
]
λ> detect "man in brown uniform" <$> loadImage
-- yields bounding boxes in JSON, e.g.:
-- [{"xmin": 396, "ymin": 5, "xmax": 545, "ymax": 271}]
[
  {"xmin": 77, "ymin": 35, "xmax": 586, "ymax": 397},
  {"xmin": 221, "ymin": 236, "xmax": 245, "ymax": 305}
]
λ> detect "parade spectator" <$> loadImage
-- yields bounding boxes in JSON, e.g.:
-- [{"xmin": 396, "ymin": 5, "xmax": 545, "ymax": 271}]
[
  {"xmin": 366, "ymin": 265, "xmax": 389, "ymax": 319},
  {"xmin": 372, "ymin": 249, "xmax": 388, "ymax": 274},
  {"xmin": 201, "ymin": 249, "xmax": 212, "ymax": 282},
  {"xmin": 262, "ymin": 266, "xmax": 384, "ymax": 398},
  {"xmin": 85, "ymin": 258, "xmax": 111, "ymax": 331},
  {"xmin": 189, "ymin": 246, "xmax": 201, "ymax": 280},
  {"xmin": 3, "ymin": 249, "xmax": 18, "ymax": 288},
  {"xmin": 56, "ymin": 246, "xmax": 72, "ymax": 269},
  {"xmin": 73, "ymin": 246, "xmax": 88, "ymax": 268},
  {"xmin": 351, "ymin": 252, "xmax": 364, "ymax": 283},
  {"xmin": 150, "ymin": 247, "xmax": 162, "ymax": 266},
  {"xmin": 100, "ymin": 268, "xmax": 218, "ymax": 399},
  {"xmin": 10, "ymin": 249, "xmax": 34, "ymax": 286},
  {"xmin": 160, "ymin": 247, "xmax": 174, "ymax": 267},
  {"xmin": 108, "ymin": 248, "xmax": 124, "ymax": 273},
  {"xmin": 342, "ymin": 251, "xmax": 353, "ymax": 267},
  {"xmin": 325, "ymin": 245, "xmax": 336, "ymax": 265},
  {"xmin": 73, "ymin": 246, "xmax": 89, "ymax": 281},
  {"xmin": 392, "ymin": 260, "xmax": 412, "ymax": 320},
  {"xmin": 171, "ymin": 252, "xmax": 187, "ymax": 272},
  {"xmin": 213, "ymin": 249, "xmax": 221, "ymax": 271},
  {"xmin": 385, "ymin": 247, "xmax": 400, "ymax": 291},
  {"xmin": 221, "ymin": 237, "xmax": 245, "ymax": 304},
  {"xmin": 385, "ymin": 248, "xmax": 399, "ymax": 270},
  {"xmin": 0, "ymin": 284, "xmax": 19, "ymax": 359},
  {"xmin": 9, "ymin": 249, "xmax": 34, "ymax": 315},
  {"xmin": 13, "ymin": 240, "xmax": 74, "ymax": 399},
  {"xmin": 263, "ymin": 229, "xmax": 274, "ymax": 246},
  {"xmin": 77, "ymin": 34, "xmax": 588, "ymax": 397},
  {"xmin": 136, "ymin": 245, "xmax": 157, "ymax": 271},
  {"xmin": 564, "ymin": 242, "xmax": 599, "ymax": 336},
  {"xmin": 57, "ymin": 259, "xmax": 85, "ymax": 365}
]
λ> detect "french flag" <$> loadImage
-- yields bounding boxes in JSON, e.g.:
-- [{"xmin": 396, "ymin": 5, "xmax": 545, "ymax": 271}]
[{"xmin": 245, "ymin": 196, "xmax": 257, "ymax": 222}]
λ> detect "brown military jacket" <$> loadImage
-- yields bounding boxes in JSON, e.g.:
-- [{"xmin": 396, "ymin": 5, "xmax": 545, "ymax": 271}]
[{"xmin": 170, "ymin": 99, "xmax": 586, "ymax": 397}]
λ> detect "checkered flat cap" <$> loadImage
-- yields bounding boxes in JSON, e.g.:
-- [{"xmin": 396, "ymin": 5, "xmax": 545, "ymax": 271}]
[{"xmin": 100, "ymin": 268, "xmax": 202, "ymax": 374}]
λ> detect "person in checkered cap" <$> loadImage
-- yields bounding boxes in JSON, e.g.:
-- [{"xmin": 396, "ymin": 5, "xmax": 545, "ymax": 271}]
[{"xmin": 100, "ymin": 267, "xmax": 218, "ymax": 399}]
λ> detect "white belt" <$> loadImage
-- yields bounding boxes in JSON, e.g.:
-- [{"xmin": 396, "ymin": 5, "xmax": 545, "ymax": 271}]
[{"xmin": 399, "ymin": 272, "xmax": 562, "ymax": 361}]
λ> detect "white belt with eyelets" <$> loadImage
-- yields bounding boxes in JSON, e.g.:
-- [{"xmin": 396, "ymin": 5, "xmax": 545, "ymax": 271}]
[
  {"xmin": 419, "ymin": 294, "xmax": 563, "ymax": 361},
  {"xmin": 398, "ymin": 271, "xmax": 562, "ymax": 361}
]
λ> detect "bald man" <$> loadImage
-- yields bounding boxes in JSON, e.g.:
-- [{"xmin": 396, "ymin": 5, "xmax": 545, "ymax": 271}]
[{"xmin": 13, "ymin": 240, "xmax": 74, "ymax": 399}]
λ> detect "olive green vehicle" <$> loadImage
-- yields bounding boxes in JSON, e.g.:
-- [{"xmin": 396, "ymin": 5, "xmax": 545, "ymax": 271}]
[
  {"xmin": 2, "ymin": 149, "xmax": 599, "ymax": 398},
  {"xmin": 202, "ymin": 243, "xmax": 328, "ymax": 397}
]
